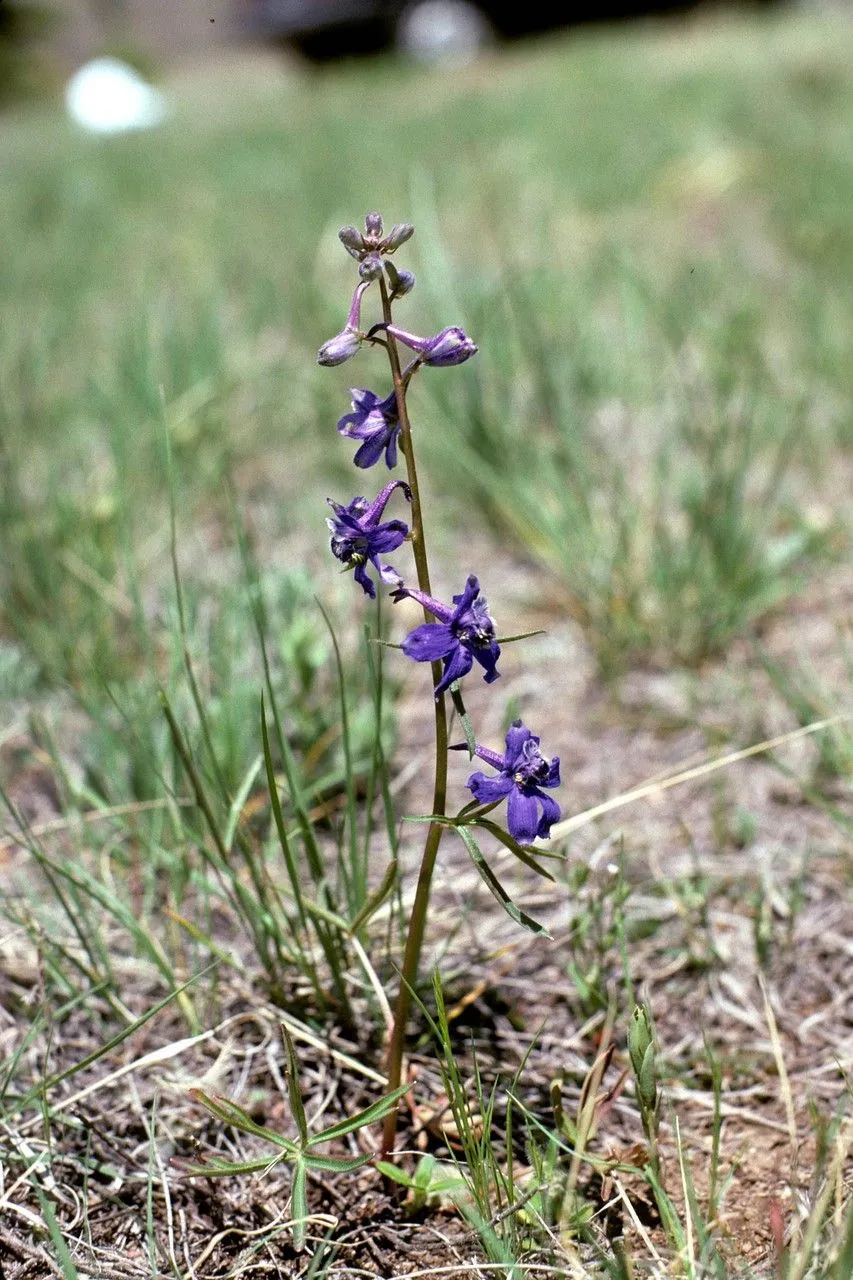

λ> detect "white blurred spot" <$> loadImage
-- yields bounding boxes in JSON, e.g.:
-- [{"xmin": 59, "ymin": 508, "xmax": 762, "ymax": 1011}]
[
  {"xmin": 65, "ymin": 58, "xmax": 167, "ymax": 135},
  {"xmin": 396, "ymin": 1, "xmax": 492, "ymax": 65}
]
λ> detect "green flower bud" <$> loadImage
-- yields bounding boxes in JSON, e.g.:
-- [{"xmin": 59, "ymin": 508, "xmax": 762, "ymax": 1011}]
[{"xmin": 628, "ymin": 1005, "xmax": 657, "ymax": 1109}]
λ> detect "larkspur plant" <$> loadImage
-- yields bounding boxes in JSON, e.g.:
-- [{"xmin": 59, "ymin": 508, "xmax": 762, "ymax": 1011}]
[{"xmin": 317, "ymin": 212, "xmax": 563, "ymax": 1156}]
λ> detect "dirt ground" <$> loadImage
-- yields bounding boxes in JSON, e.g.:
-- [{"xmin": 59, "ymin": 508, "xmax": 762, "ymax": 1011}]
[{"xmin": 1, "ymin": 540, "xmax": 851, "ymax": 1277}]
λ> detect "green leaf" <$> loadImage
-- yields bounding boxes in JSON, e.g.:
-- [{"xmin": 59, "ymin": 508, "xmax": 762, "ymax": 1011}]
[
  {"xmin": 261, "ymin": 693, "xmax": 308, "ymax": 928},
  {"xmin": 224, "ymin": 752, "xmax": 263, "ymax": 851},
  {"xmin": 449, "ymin": 796, "xmax": 504, "ymax": 823},
  {"xmin": 375, "ymin": 1159, "xmax": 416, "ymax": 1186},
  {"xmin": 349, "ymin": 858, "xmax": 398, "ymax": 934},
  {"xmin": 176, "ymin": 1154, "xmax": 286, "ymax": 1178},
  {"xmin": 473, "ymin": 818, "xmax": 556, "ymax": 881},
  {"xmin": 291, "ymin": 1157, "xmax": 308, "ymax": 1252},
  {"xmin": 281, "ymin": 1025, "xmax": 309, "ymax": 1147},
  {"xmin": 188, "ymin": 1089, "xmax": 299, "ymax": 1153},
  {"xmin": 449, "ymin": 682, "xmax": 476, "ymax": 758},
  {"xmin": 455, "ymin": 826, "xmax": 551, "ymax": 937},
  {"xmin": 302, "ymin": 1151, "xmax": 375, "ymax": 1173},
  {"xmin": 494, "ymin": 629, "xmax": 546, "ymax": 644},
  {"xmin": 402, "ymin": 812, "xmax": 455, "ymax": 825},
  {"xmin": 35, "ymin": 1188, "xmax": 80, "ymax": 1279},
  {"xmin": 310, "ymin": 1082, "xmax": 411, "ymax": 1145}
]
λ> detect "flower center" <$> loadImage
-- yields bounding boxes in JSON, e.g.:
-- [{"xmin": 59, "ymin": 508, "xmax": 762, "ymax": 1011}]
[
  {"xmin": 331, "ymin": 534, "xmax": 368, "ymax": 565},
  {"xmin": 457, "ymin": 622, "xmax": 494, "ymax": 649},
  {"xmin": 513, "ymin": 745, "xmax": 550, "ymax": 786}
]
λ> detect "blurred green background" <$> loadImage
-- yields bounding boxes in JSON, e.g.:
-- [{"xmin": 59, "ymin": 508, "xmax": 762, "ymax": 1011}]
[{"xmin": 2, "ymin": 5, "xmax": 852, "ymax": 716}]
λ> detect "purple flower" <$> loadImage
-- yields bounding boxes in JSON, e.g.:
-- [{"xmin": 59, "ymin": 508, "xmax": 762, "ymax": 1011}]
[
  {"xmin": 327, "ymin": 479, "xmax": 411, "ymax": 599},
  {"xmin": 467, "ymin": 721, "xmax": 561, "ymax": 842},
  {"xmin": 395, "ymin": 574, "xmax": 500, "ymax": 698},
  {"xmin": 337, "ymin": 387, "xmax": 401, "ymax": 469},
  {"xmin": 385, "ymin": 324, "xmax": 477, "ymax": 367},
  {"xmin": 317, "ymin": 282, "xmax": 369, "ymax": 367}
]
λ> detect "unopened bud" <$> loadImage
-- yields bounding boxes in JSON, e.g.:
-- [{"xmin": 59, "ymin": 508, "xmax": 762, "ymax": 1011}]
[
  {"xmin": 385, "ymin": 323, "xmax": 477, "ymax": 367},
  {"xmin": 391, "ymin": 268, "xmax": 415, "ymax": 299},
  {"xmin": 422, "ymin": 325, "xmax": 477, "ymax": 366},
  {"xmin": 382, "ymin": 222, "xmax": 414, "ymax": 253},
  {"xmin": 364, "ymin": 211, "xmax": 384, "ymax": 241},
  {"xmin": 317, "ymin": 329, "xmax": 362, "ymax": 367},
  {"xmin": 385, "ymin": 259, "xmax": 415, "ymax": 298},
  {"xmin": 338, "ymin": 225, "xmax": 366, "ymax": 259},
  {"xmin": 628, "ymin": 1005, "xmax": 658, "ymax": 1110},
  {"xmin": 359, "ymin": 253, "xmax": 383, "ymax": 282}
]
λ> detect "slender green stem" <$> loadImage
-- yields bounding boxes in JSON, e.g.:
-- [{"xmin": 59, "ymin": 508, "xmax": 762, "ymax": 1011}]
[{"xmin": 378, "ymin": 276, "xmax": 449, "ymax": 1156}]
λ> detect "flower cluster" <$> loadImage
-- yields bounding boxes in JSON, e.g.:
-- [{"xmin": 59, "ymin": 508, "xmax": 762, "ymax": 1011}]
[{"xmin": 318, "ymin": 211, "xmax": 561, "ymax": 844}]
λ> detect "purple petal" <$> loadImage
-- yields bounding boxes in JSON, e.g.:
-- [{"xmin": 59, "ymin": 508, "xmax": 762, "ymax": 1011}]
[
  {"xmin": 326, "ymin": 497, "xmax": 366, "ymax": 534},
  {"xmin": 533, "ymin": 789, "xmax": 561, "ymax": 839},
  {"xmin": 361, "ymin": 478, "xmax": 411, "ymax": 528},
  {"xmin": 369, "ymin": 521, "xmax": 408, "ymax": 553},
  {"xmin": 467, "ymin": 772, "xmax": 514, "ymax": 805},
  {"xmin": 544, "ymin": 758, "xmax": 561, "ymax": 788},
  {"xmin": 378, "ymin": 562, "xmax": 403, "ymax": 587},
  {"xmin": 353, "ymin": 561, "xmax": 377, "ymax": 599},
  {"xmin": 507, "ymin": 787, "xmax": 540, "ymax": 843},
  {"xmin": 473, "ymin": 642, "xmax": 501, "ymax": 684},
  {"xmin": 353, "ymin": 435, "xmax": 389, "ymax": 469},
  {"xmin": 434, "ymin": 642, "xmax": 473, "ymax": 696},
  {"xmin": 401, "ymin": 622, "xmax": 456, "ymax": 663},
  {"xmin": 351, "ymin": 387, "xmax": 379, "ymax": 411},
  {"xmin": 450, "ymin": 575, "xmax": 481, "ymax": 623},
  {"xmin": 504, "ymin": 721, "xmax": 536, "ymax": 767},
  {"xmin": 384, "ymin": 431, "xmax": 399, "ymax": 469}
]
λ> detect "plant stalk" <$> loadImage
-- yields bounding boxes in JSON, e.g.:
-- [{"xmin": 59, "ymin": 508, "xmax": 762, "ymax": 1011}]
[{"xmin": 378, "ymin": 276, "xmax": 449, "ymax": 1156}]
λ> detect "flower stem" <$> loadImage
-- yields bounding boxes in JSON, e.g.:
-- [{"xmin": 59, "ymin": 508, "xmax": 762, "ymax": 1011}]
[{"xmin": 379, "ymin": 276, "xmax": 448, "ymax": 1157}]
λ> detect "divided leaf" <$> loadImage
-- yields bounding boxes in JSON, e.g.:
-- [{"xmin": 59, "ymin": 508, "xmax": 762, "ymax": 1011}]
[{"xmin": 455, "ymin": 826, "xmax": 551, "ymax": 937}]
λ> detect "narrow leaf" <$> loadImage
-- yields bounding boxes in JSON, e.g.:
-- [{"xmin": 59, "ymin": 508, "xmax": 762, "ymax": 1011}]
[
  {"xmin": 261, "ymin": 693, "xmax": 308, "ymax": 928},
  {"xmin": 495, "ymin": 629, "xmax": 546, "ymax": 644},
  {"xmin": 175, "ymin": 1154, "xmax": 286, "ymax": 1178},
  {"xmin": 291, "ymin": 1158, "xmax": 308, "ymax": 1252},
  {"xmin": 302, "ymin": 1151, "xmax": 375, "ymax": 1173},
  {"xmin": 456, "ymin": 826, "xmax": 551, "ymax": 937},
  {"xmin": 474, "ymin": 818, "xmax": 556, "ymax": 881},
  {"xmin": 310, "ymin": 1082, "xmax": 412, "ymax": 1145},
  {"xmin": 224, "ymin": 753, "xmax": 263, "ymax": 851},
  {"xmin": 188, "ymin": 1088, "xmax": 298, "ymax": 1152},
  {"xmin": 281, "ymin": 1025, "xmax": 309, "ymax": 1147},
  {"xmin": 349, "ymin": 859, "xmax": 398, "ymax": 934},
  {"xmin": 35, "ymin": 1188, "xmax": 80, "ymax": 1279},
  {"xmin": 375, "ymin": 1159, "xmax": 414, "ymax": 1186},
  {"xmin": 402, "ymin": 813, "xmax": 456, "ymax": 826}
]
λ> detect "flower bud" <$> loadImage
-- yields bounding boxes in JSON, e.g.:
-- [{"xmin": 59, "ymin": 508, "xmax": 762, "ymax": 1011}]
[
  {"xmin": 391, "ymin": 269, "xmax": 415, "ymax": 299},
  {"xmin": 338, "ymin": 225, "xmax": 366, "ymax": 259},
  {"xmin": 385, "ymin": 260, "xmax": 415, "ymax": 299},
  {"xmin": 359, "ymin": 253, "xmax": 384, "ymax": 282},
  {"xmin": 382, "ymin": 222, "xmax": 414, "ymax": 253},
  {"xmin": 628, "ymin": 1005, "xmax": 658, "ymax": 1110},
  {"xmin": 421, "ymin": 325, "xmax": 477, "ymax": 366},
  {"xmin": 317, "ymin": 329, "xmax": 362, "ymax": 367},
  {"xmin": 386, "ymin": 323, "xmax": 477, "ymax": 367},
  {"xmin": 364, "ymin": 211, "xmax": 384, "ymax": 241}
]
